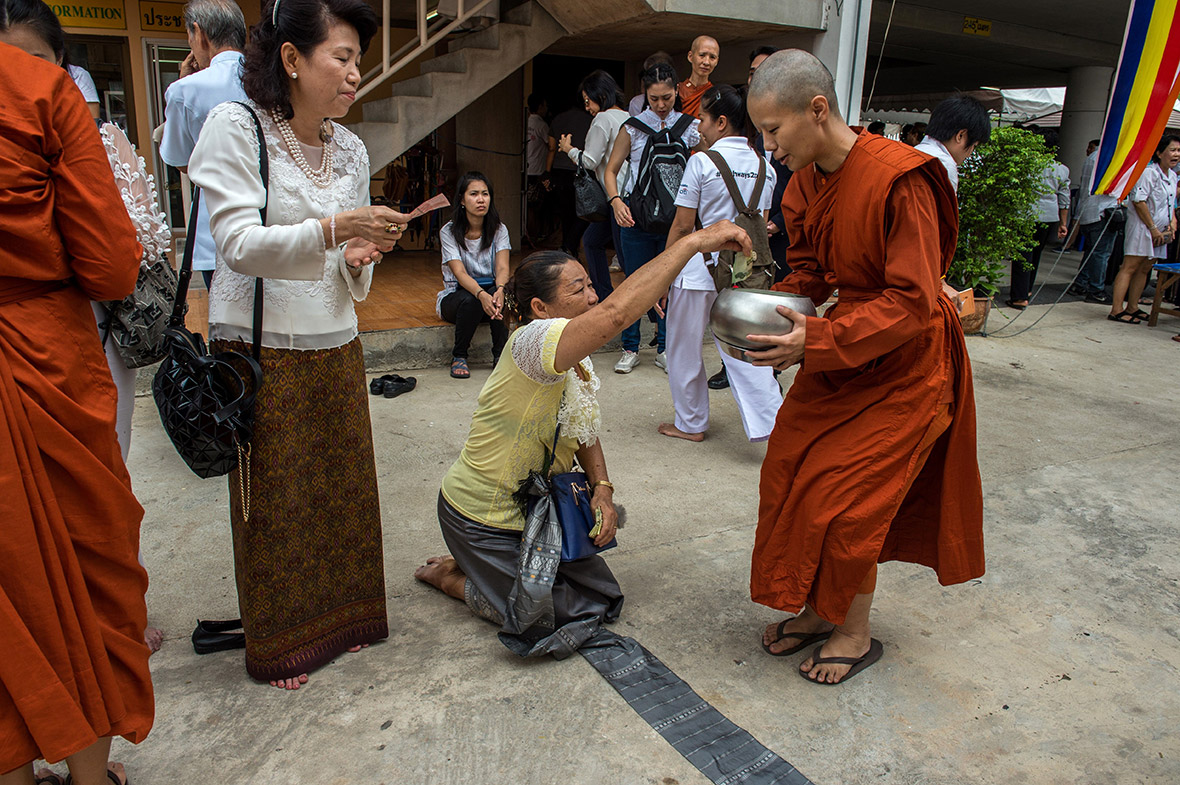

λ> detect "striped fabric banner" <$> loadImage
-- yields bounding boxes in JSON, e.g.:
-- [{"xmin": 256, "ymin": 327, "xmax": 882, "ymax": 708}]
[{"xmin": 1091, "ymin": 0, "xmax": 1180, "ymax": 199}]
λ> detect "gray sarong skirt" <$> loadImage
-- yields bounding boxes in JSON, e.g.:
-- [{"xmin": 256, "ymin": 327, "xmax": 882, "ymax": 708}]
[{"xmin": 437, "ymin": 492, "xmax": 623, "ymax": 632}]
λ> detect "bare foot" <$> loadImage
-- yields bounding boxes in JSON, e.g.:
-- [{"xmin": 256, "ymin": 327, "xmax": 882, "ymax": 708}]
[
  {"xmin": 657, "ymin": 422, "xmax": 705, "ymax": 442},
  {"xmin": 799, "ymin": 627, "xmax": 873, "ymax": 684},
  {"xmin": 108, "ymin": 763, "xmax": 128, "ymax": 785},
  {"xmin": 414, "ymin": 555, "xmax": 466, "ymax": 600},
  {"xmin": 268, "ymin": 674, "xmax": 309, "ymax": 690},
  {"xmin": 762, "ymin": 606, "xmax": 834, "ymax": 655},
  {"xmin": 347, "ymin": 644, "xmax": 370, "ymax": 653},
  {"xmin": 144, "ymin": 626, "xmax": 164, "ymax": 654}
]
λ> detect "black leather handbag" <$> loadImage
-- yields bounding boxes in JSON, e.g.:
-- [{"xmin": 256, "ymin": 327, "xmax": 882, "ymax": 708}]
[
  {"xmin": 152, "ymin": 104, "xmax": 266, "ymax": 499},
  {"xmin": 573, "ymin": 152, "xmax": 609, "ymax": 222}
]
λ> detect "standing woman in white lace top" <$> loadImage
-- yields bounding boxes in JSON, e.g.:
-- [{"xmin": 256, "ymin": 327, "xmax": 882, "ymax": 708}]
[{"xmin": 189, "ymin": 0, "xmax": 410, "ymax": 691}]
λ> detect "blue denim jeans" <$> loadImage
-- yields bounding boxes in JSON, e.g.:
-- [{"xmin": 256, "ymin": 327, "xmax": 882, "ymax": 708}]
[
  {"xmin": 617, "ymin": 222, "xmax": 666, "ymax": 353},
  {"xmin": 1076, "ymin": 220, "xmax": 1116, "ymax": 294},
  {"xmin": 582, "ymin": 211, "xmax": 622, "ymax": 301}
]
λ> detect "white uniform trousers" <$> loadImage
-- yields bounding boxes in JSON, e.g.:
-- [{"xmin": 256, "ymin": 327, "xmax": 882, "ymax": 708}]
[{"xmin": 665, "ymin": 285, "xmax": 783, "ymax": 442}]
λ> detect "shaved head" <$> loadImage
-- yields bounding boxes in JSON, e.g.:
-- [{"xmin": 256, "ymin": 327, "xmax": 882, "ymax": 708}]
[
  {"xmin": 691, "ymin": 35, "xmax": 718, "ymax": 54},
  {"xmin": 748, "ymin": 49, "xmax": 841, "ymax": 118}
]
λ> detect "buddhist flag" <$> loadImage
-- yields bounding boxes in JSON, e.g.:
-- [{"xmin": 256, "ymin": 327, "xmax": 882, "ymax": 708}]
[{"xmin": 1091, "ymin": 0, "xmax": 1180, "ymax": 199}]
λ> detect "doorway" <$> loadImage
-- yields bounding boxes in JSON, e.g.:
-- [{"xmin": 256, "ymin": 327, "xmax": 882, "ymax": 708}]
[
  {"xmin": 67, "ymin": 35, "xmax": 137, "ymax": 142},
  {"xmin": 144, "ymin": 40, "xmax": 191, "ymax": 231}
]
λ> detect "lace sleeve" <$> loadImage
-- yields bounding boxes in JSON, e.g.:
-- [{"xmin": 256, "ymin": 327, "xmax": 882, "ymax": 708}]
[
  {"xmin": 100, "ymin": 123, "xmax": 172, "ymax": 265},
  {"xmin": 510, "ymin": 318, "xmax": 568, "ymax": 385}
]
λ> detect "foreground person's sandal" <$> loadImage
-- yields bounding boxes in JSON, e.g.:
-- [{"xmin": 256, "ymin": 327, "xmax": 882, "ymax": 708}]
[
  {"xmin": 65, "ymin": 769, "xmax": 126, "ymax": 785},
  {"xmin": 450, "ymin": 358, "xmax": 470, "ymax": 379},
  {"xmin": 799, "ymin": 638, "xmax": 884, "ymax": 685},
  {"xmin": 1107, "ymin": 311, "xmax": 1142, "ymax": 324},
  {"xmin": 760, "ymin": 621, "xmax": 832, "ymax": 657}
]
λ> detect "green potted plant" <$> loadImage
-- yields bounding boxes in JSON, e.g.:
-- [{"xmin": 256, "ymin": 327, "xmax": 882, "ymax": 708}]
[{"xmin": 948, "ymin": 126, "xmax": 1054, "ymax": 333}]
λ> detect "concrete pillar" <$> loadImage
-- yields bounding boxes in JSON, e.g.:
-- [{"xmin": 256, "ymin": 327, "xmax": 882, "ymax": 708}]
[
  {"xmin": 455, "ymin": 68, "xmax": 525, "ymax": 244},
  {"xmin": 1059, "ymin": 66, "xmax": 1114, "ymax": 190},
  {"xmin": 811, "ymin": 0, "xmax": 872, "ymax": 125}
]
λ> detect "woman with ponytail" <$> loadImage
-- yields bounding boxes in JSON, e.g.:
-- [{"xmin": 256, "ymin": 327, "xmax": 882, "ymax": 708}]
[
  {"xmin": 659, "ymin": 84, "xmax": 783, "ymax": 444},
  {"xmin": 415, "ymin": 221, "xmax": 752, "ymax": 658}
]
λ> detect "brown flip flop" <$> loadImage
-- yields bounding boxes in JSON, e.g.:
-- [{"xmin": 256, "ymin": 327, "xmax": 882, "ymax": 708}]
[
  {"xmin": 760, "ymin": 620, "xmax": 832, "ymax": 657},
  {"xmin": 799, "ymin": 638, "xmax": 884, "ymax": 685}
]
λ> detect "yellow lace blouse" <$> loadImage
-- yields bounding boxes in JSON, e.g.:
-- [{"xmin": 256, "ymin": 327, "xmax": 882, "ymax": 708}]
[{"xmin": 440, "ymin": 318, "xmax": 600, "ymax": 531}]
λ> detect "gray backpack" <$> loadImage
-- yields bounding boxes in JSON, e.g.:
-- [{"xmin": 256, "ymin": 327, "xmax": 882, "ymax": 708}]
[{"xmin": 704, "ymin": 149, "xmax": 775, "ymax": 291}]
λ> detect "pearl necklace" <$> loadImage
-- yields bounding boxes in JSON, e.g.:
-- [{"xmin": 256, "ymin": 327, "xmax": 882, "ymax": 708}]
[{"xmin": 271, "ymin": 110, "xmax": 334, "ymax": 188}]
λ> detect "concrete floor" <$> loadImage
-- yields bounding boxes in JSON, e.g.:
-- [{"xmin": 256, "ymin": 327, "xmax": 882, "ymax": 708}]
[{"xmin": 91, "ymin": 267, "xmax": 1179, "ymax": 785}]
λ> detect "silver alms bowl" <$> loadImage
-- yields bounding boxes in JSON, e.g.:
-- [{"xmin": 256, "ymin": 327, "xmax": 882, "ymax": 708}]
[{"xmin": 709, "ymin": 288, "xmax": 818, "ymax": 363}]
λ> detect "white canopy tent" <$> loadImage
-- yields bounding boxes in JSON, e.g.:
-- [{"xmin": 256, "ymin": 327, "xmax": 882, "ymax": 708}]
[{"xmin": 863, "ymin": 87, "xmax": 1180, "ymax": 130}]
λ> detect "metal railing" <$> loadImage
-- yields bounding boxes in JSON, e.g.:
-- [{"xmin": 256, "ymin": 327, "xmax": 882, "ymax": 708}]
[{"xmin": 356, "ymin": 0, "xmax": 496, "ymax": 101}]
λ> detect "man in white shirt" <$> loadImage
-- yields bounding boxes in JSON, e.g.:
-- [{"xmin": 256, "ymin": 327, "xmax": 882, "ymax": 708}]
[
  {"xmin": 67, "ymin": 64, "xmax": 100, "ymax": 118},
  {"xmin": 159, "ymin": 0, "xmax": 247, "ymax": 289},
  {"xmin": 524, "ymin": 92, "xmax": 551, "ymax": 242},
  {"xmin": 914, "ymin": 94, "xmax": 991, "ymax": 194},
  {"xmin": 1069, "ymin": 141, "xmax": 1117, "ymax": 303}
]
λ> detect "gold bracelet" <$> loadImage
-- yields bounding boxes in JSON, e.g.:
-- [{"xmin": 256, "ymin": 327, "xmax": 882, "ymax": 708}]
[{"xmin": 594, "ymin": 480, "xmax": 614, "ymax": 490}]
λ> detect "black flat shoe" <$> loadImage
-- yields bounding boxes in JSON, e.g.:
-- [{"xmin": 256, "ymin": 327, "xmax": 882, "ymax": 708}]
[
  {"xmin": 707, "ymin": 366, "xmax": 729, "ymax": 390},
  {"xmin": 192, "ymin": 619, "xmax": 246, "ymax": 655},
  {"xmin": 383, "ymin": 376, "xmax": 417, "ymax": 398},
  {"xmin": 369, "ymin": 374, "xmax": 406, "ymax": 395},
  {"xmin": 196, "ymin": 618, "xmax": 242, "ymax": 634}
]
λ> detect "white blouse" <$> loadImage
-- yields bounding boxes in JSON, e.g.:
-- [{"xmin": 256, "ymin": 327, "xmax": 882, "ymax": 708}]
[
  {"xmin": 189, "ymin": 100, "xmax": 373, "ymax": 350},
  {"xmin": 99, "ymin": 122, "xmax": 171, "ymax": 266}
]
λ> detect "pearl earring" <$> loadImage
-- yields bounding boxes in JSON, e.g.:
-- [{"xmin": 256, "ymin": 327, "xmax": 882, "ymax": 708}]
[{"xmin": 291, "ymin": 71, "xmax": 297, "ymax": 79}]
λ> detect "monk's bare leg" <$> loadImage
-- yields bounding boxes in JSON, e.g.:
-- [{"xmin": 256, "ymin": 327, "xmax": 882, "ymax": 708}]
[
  {"xmin": 799, "ymin": 590, "xmax": 874, "ymax": 684},
  {"xmin": 657, "ymin": 422, "xmax": 706, "ymax": 442},
  {"xmin": 762, "ymin": 604, "xmax": 834, "ymax": 654},
  {"xmin": 62, "ymin": 738, "xmax": 126, "ymax": 785},
  {"xmin": 414, "ymin": 555, "xmax": 467, "ymax": 600}
]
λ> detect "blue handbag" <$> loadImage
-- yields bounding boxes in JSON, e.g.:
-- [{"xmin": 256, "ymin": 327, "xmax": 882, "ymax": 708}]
[{"xmin": 543, "ymin": 425, "xmax": 616, "ymax": 562}]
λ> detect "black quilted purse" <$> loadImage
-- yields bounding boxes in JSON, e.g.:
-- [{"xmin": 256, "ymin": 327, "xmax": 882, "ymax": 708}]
[{"xmin": 152, "ymin": 103, "xmax": 266, "ymax": 502}]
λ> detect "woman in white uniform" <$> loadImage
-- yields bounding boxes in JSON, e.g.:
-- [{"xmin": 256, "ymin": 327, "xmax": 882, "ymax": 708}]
[
  {"xmin": 1109, "ymin": 134, "xmax": 1180, "ymax": 324},
  {"xmin": 659, "ymin": 85, "xmax": 783, "ymax": 442}
]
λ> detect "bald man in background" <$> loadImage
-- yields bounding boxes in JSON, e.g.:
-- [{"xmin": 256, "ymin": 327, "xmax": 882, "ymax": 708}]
[
  {"xmin": 743, "ymin": 50, "xmax": 984, "ymax": 685},
  {"xmin": 678, "ymin": 35, "xmax": 719, "ymax": 118}
]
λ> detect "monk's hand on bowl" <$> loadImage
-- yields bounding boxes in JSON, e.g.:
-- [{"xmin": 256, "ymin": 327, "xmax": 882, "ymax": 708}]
[
  {"xmin": 591, "ymin": 487, "xmax": 617, "ymax": 546},
  {"xmin": 693, "ymin": 219, "xmax": 752, "ymax": 257},
  {"xmin": 745, "ymin": 305, "xmax": 808, "ymax": 370}
]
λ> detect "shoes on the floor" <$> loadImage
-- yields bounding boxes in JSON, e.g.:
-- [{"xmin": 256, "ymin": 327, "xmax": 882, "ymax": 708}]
[
  {"xmin": 708, "ymin": 366, "xmax": 729, "ymax": 390},
  {"xmin": 370, "ymin": 374, "xmax": 416, "ymax": 397},
  {"xmin": 1067, "ymin": 284, "xmax": 1087, "ymax": 297},
  {"xmin": 609, "ymin": 256, "xmax": 622, "ymax": 272},
  {"xmin": 192, "ymin": 618, "xmax": 246, "ymax": 655},
  {"xmin": 614, "ymin": 350, "xmax": 640, "ymax": 374},
  {"xmin": 1084, "ymin": 291, "xmax": 1113, "ymax": 304},
  {"xmin": 654, "ymin": 352, "xmax": 667, "ymax": 373}
]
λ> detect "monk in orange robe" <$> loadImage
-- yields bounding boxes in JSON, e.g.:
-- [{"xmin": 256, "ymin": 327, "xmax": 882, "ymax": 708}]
[
  {"xmin": 744, "ymin": 50, "xmax": 984, "ymax": 685},
  {"xmin": 0, "ymin": 43, "xmax": 154, "ymax": 779},
  {"xmin": 677, "ymin": 35, "xmax": 718, "ymax": 118}
]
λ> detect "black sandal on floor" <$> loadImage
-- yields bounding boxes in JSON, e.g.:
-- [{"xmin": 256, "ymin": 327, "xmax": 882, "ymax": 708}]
[
  {"xmin": 383, "ymin": 376, "xmax": 417, "ymax": 398},
  {"xmin": 1129, "ymin": 309, "xmax": 1150, "ymax": 321},
  {"xmin": 1004, "ymin": 299, "xmax": 1028, "ymax": 310},
  {"xmin": 799, "ymin": 638, "xmax": 884, "ymax": 685},
  {"xmin": 1107, "ymin": 311, "xmax": 1141, "ymax": 324}
]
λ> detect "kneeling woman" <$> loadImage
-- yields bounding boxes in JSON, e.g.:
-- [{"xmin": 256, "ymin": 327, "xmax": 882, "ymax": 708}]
[{"xmin": 415, "ymin": 222, "xmax": 750, "ymax": 656}]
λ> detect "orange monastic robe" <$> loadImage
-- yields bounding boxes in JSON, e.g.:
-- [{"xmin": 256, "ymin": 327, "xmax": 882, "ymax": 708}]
[
  {"xmin": 0, "ymin": 44, "xmax": 153, "ymax": 770},
  {"xmin": 751, "ymin": 130, "xmax": 984, "ymax": 625},
  {"xmin": 677, "ymin": 79, "xmax": 713, "ymax": 119}
]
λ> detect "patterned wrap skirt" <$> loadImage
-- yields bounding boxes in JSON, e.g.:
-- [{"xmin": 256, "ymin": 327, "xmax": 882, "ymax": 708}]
[{"xmin": 214, "ymin": 337, "xmax": 388, "ymax": 681}]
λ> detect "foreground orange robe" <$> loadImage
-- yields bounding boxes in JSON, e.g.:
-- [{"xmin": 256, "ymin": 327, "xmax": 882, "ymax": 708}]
[
  {"xmin": 0, "ymin": 44, "xmax": 153, "ymax": 770},
  {"xmin": 752, "ymin": 130, "xmax": 984, "ymax": 624},
  {"xmin": 677, "ymin": 79, "xmax": 712, "ymax": 118}
]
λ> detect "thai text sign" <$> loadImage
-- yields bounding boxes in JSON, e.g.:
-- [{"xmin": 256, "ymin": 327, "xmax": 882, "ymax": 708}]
[
  {"xmin": 51, "ymin": 0, "xmax": 126, "ymax": 29},
  {"xmin": 141, "ymin": 1, "xmax": 186, "ymax": 32}
]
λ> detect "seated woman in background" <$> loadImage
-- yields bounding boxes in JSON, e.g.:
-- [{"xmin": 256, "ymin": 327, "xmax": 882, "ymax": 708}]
[
  {"xmin": 437, "ymin": 172, "xmax": 511, "ymax": 378},
  {"xmin": 414, "ymin": 220, "xmax": 750, "ymax": 658}
]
